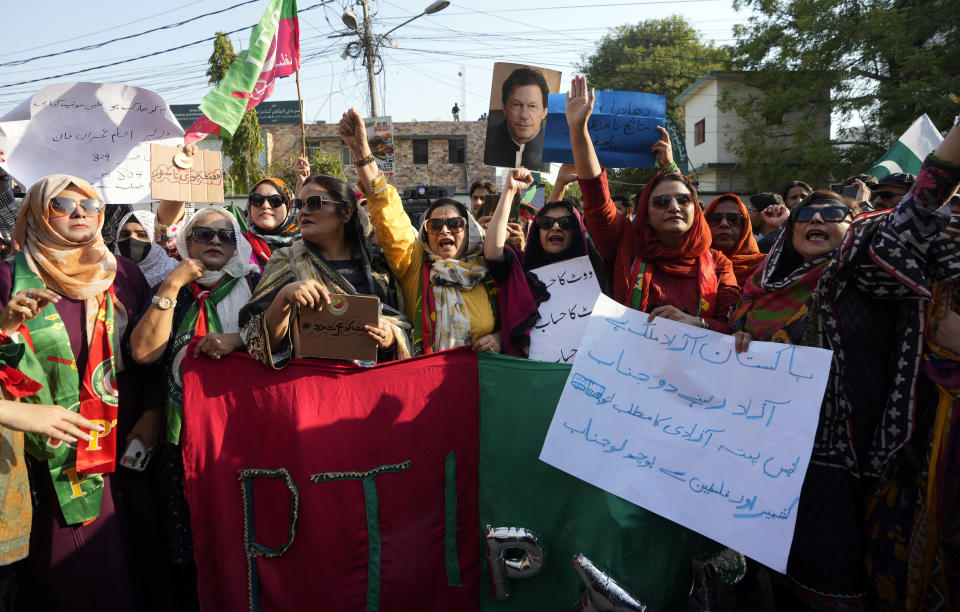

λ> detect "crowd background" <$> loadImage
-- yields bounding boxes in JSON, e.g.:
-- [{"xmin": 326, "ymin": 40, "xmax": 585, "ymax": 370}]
[{"xmin": 0, "ymin": 74, "xmax": 959, "ymax": 611}]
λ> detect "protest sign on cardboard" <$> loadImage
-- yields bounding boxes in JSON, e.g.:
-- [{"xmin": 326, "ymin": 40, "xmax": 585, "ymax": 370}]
[
  {"xmin": 528, "ymin": 256, "xmax": 602, "ymax": 364},
  {"xmin": 542, "ymin": 90, "xmax": 665, "ymax": 169},
  {"xmin": 150, "ymin": 144, "xmax": 224, "ymax": 203},
  {"xmin": 539, "ymin": 294, "xmax": 832, "ymax": 572},
  {"xmin": 0, "ymin": 82, "xmax": 183, "ymax": 203},
  {"xmin": 295, "ymin": 294, "xmax": 380, "ymax": 362}
]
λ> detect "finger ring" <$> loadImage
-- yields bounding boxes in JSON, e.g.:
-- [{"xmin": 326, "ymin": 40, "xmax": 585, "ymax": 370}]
[
  {"xmin": 18, "ymin": 297, "xmax": 29, "ymax": 305},
  {"xmin": 213, "ymin": 353, "xmax": 221, "ymax": 359}
]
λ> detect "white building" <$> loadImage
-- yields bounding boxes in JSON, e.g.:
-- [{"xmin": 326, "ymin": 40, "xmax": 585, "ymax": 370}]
[{"xmin": 674, "ymin": 71, "xmax": 829, "ymax": 198}]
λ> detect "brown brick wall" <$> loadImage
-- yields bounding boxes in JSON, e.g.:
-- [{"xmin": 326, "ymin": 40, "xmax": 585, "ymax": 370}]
[{"xmin": 265, "ymin": 120, "xmax": 496, "ymax": 195}]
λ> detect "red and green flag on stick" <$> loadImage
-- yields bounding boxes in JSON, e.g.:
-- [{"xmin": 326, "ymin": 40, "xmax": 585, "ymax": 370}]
[{"xmin": 184, "ymin": 0, "xmax": 300, "ymax": 145}]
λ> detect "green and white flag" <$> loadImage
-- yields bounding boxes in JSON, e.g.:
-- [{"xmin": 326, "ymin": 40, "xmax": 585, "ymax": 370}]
[{"xmin": 867, "ymin": 114, "xmax": 943, "ymax": 179}]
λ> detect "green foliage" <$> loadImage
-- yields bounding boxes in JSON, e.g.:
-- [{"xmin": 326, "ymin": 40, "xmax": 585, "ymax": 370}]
[
  {"xmin": 726, "ymin": 0, "xmax": 960, "ymax": 190},
  {"xmin": 578, "ymin": 16, "xmax": 735, "ymax": 184},
  {"xmin": 206, "ymin": 31, "xmax": 264, "ymax": 194},
  {"xmin": 267, "ymin": 151, "xmax": 346, "ymax": 190}
]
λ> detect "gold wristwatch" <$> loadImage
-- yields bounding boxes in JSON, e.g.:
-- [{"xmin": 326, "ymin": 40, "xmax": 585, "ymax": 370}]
[{"xmin": 151, "ymin": 295, "xmax": 176, "ymax": 310}]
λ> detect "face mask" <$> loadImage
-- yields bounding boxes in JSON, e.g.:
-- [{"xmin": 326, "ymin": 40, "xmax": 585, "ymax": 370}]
[{"xmin": 118, "ymin": 238, "xmax": 151, "ymax": 263}]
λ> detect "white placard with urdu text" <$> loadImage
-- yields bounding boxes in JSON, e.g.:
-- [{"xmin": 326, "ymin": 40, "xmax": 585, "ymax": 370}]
[
  {"xmin": 528, "ymin": 256, "xmax": 602, "ymax": 363},
  {"xmin": 539, "ymin": 294, "xmax": 833, "ymax": 572}
]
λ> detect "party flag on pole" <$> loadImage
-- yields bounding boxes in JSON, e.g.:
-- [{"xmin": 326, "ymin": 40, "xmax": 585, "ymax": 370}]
[
  {"xmin": 867, "ymin": 114, "xmax": 943, "ymax": 179},
  {"xmin": 184, "ymin": 0, "xmax": 300, "ymax": 145}
]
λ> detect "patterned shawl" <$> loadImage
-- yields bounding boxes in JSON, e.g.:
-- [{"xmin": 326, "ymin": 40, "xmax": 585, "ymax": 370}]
[
  {"xmin": 239, "ymin": 205, "xmax": 411, "ymax": 365},
  {"xmin": 243, "ymin": 177, "xmax": 300, "ymax": 265}
]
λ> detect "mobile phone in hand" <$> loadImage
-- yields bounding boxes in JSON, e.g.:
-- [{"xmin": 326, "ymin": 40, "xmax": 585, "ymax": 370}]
[{"xmin": 120, "ymin": 438, "xmax": 154, "ymax": 472}]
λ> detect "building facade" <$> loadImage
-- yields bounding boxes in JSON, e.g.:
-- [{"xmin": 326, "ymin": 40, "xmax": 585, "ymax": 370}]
[{"xmin": 171, "ymin": 102, "xmax": 495, "ymax": 197}]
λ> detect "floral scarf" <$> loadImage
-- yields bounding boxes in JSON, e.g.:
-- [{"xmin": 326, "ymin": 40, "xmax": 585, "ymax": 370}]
[{"xmin": 242, "ymin": 177, "xmax": 300, "ymax": 266}]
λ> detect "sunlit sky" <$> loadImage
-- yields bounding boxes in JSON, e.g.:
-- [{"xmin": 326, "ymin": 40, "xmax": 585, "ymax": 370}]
[{"xmin": 1, "ymin": 0, "xmax": 749, "ymax": 123}]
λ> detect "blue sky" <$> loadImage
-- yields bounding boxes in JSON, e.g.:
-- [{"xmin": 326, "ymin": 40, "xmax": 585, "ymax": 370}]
[{"xmin": 0, "ymin": 0, "xmax": 747, "ymax": 124}]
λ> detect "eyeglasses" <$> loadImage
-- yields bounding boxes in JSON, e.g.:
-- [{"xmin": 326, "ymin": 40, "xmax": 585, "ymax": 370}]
[
  {"xmin": 190, "ymin": 226, "xmax": 237, "ymax": 245},
  {"xmin": 795, "ymin": 205, "xmax": 852, "ymax": 223},
  {"xmin": 49, "ymin": 196, "xmax": 104, "ymax": 216},
  {"xmin": 248, "ymin": 193, "xmax": 286, "ymax": 208},
  {"xmin": 425, "ymin": 217, "xmax": 466, "ymax": 233},
  {"xmin": 293, "ymin": 196, "xmax": 346, "ymax": 214},
  {"xmin": 870, "ymin": 190, "xmax": 899, "ymax": 202},
  {"xmin": 534, "ymin": 215, "xmax": 575, "ymax": 231},
  {"xmin": 706, "ymin": 212, "xmax": 744, "ymax": 227},
  {"xmin": 650, "ymin": 194, "xmax": 694, "ymax": 210}
]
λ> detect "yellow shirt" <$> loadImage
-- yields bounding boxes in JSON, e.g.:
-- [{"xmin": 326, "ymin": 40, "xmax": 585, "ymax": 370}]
[{"xmin": 365, "ymin": 176, "xmax": 495, "ymax": 345}]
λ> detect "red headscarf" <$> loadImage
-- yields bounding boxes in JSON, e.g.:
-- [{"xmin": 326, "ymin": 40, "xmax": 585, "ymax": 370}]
[
  {"xmin": 704, "ymin": 194, "xmax": 765, "ymax": 287},
  {"xmin": 628, "ymin": 173, "xmax": 717, "ymax": 313}
]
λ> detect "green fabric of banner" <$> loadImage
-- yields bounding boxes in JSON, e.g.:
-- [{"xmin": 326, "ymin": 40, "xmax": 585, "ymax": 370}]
[{"xmin": 478, "ymin": 352, "xmax": 715, "ymax": 610}]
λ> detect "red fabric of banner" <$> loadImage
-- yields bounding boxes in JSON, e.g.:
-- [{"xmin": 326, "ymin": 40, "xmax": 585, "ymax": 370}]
[{"xmin": 181, "ymin": 346, "xmax": 480, "ymax": 612}]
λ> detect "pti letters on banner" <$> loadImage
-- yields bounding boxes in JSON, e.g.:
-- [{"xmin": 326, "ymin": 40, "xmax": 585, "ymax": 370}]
[
  {"xmin": 539, "ymin": 295, "xmax": 832, "ymax": 573},
  {"xmin": 365, "ymin": 116, "xmax": 394, "ymax": 176},
  {"xmin": 0, "ymin": 82, "xmax": 183, "ymax": 203},
  {"xmin": 542, "ymin": 90, "xmax": 665, "ymax": 168},
  {"xmin": 180, "ymin": 347, "xmax": 480, "ymax": 612},
  {"xmin": 149, "ymin": 144, "xmax": 224, "ymax": 203},
  {"xmin": 528, "ymin": 256, "xmax": 602, "ymax": 364}
]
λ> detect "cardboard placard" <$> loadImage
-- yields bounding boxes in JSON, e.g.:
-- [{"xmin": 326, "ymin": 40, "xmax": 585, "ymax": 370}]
[
  {"xmin": 150, "ymin": 143, "xmax": 224, "ymax": 202},
  {"xmin": 295, "ymin": 294, "xmax": 380, "ymax": 362}
]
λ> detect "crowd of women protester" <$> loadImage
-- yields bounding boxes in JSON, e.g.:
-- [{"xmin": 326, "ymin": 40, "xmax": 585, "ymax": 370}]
[{"xmin": 0, "ymin": 75, "xmax": 959, "ymax": 611}]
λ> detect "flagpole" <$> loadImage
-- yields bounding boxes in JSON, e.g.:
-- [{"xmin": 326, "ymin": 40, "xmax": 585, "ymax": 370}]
[{"xmin": 295, "ymin": 69, "xmax": 306, "ymax": 157}]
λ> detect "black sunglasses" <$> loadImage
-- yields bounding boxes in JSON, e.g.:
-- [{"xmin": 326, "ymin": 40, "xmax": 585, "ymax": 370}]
[
  {"xmin": 248, "ymin": 193, "xmax": 286, "ymax": 208},
  {"xmin": 425, "ymin": 217, "xmax": 466, "ymax": 233},
  {"xmin": 706, "ymin": 212, "xmax": 744, "ymax": 226},
  {"xmin": 795, "ymin": 205, "xmax": 852, "ymax": 223},
  {"xmin": 190, "ymin": 226, "xmax": 237, "ymax": 245},
  {"xmin": 293, "ymin": 196, "xmax": 347, "ymax": 214},
  {"xmin": 535, "ymin": 215, "xmax": 575, "ymax": 231},
  {"xmin": 650, "ymin": 194, "xmax": 694, "ymax": 210},
  {"xmin": 49, "ymin": 196, "xmax": 104, "ymax": 216}
]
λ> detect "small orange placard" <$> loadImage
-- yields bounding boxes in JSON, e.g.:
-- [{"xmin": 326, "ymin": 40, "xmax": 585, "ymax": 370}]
[{"xmin": 150, "ymin": 143, "xmax": 224, "ymax": 203}]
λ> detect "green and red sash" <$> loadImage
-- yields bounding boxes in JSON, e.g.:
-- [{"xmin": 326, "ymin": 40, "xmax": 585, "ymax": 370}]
[
  {"xmin": 413, "ymin": 259, "xmax": 498, "ymax": 356},
  {"xmin": 11, "ymin": 252, "xmax": 118, "ymax": 525},
  {"xmin": 166, "ymin": 275, "xmax": 240, "ymax": 444},
  {"xmin": 628, "ymin": 252, "xmax": 718, "ymax": 318}
]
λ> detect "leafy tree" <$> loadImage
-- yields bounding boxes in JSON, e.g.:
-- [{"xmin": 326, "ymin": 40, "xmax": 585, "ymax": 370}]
[
  {"xmin": 725, "ymin": 0, "xmax": 960, "ymax": 190},
  {"xmin": 206, "ymin": 31, "xmax": 264, "ymax": 194},
  {"xmin": 267, "ymin": 150, "xmax": 346, "ymax": 190},
  {"xmin": 579, "ymin": 16, "xmax": 735, "ymax": 187}
]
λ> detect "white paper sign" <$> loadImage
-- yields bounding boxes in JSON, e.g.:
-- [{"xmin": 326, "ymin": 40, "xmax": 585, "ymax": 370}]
[
  {"xmin": 539, "ymin": 294, "xmax": 833, "ymax": 573},
  {"xmin": 0, "ymin": 82, "xmax": 184, "ymax": 203},
  {"xmin": 529, "ymin": 256, "xmax": 602, "ymax": 363}
]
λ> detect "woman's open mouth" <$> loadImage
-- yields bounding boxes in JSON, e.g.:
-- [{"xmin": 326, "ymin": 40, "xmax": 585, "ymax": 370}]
[
  {"xmin": 805, "ymin": 229, "xmax": 829, "ymax": 242},
  {"xmin": 438, "ymin": 237, "xmax": 456, "ymax": 249}
]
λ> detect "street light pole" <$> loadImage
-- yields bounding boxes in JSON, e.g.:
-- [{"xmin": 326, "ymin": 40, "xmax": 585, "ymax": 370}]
[
  {"xmin": 359, "ymin": 0, "xmax": 379, "ymax": 117},
  {"xmin": 343, "ymin": 0, "xmax": 450, "ymax": 118}
]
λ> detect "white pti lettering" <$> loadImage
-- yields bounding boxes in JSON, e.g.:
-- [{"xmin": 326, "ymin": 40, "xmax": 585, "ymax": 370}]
[{"xmin": 540, "ymin": 294, "xmax": 833, "ymax": 574}]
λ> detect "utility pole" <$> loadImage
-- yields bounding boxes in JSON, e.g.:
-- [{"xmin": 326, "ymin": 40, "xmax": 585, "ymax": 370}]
[{"xmin": 359, "ymin": 0, "xmax": 379, "ymax": 117}]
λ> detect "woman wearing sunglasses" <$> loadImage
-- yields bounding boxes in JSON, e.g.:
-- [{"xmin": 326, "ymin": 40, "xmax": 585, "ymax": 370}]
[
  {"xmin": 130, "ymin": 206, "xmax": 259, "ymax": 608},
  {"xmin": 239, "ymin": 175, "xmax": 302, "ymax": 270},
  {"xmin": 0, "ymin": 175, "xmax": 167, "ymax": 610},
  {"xmin": 239, "ymin": 173, "xmax": 412, "ymax": 367},
  {"xmin": 730, "ymin": 124, "xmax": 960, "ymax": 609},
  {"xmin": 565, "ymin": 76, "xmax": 740, "ymax": 332},
  {"xmin": 339, "ymin": 108, "xmax": 502, "ymax": 355},
  {"xmin": 484, "ymin": 167, "xmax": 611, "ymax": 355},
  {"xmin": 703, "ymin": 194, "xmax": 780, "ymax": 288}
]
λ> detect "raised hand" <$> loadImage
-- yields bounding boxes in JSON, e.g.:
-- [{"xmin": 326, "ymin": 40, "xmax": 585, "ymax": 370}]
[
  {"xmin": 565, "ymin": 75, "xmax": 595, "ymax": 130},
  {"xmin": 651, "ymin": 126, "xmax": 674, "ymax": 169},
  {"xmin": 162, "ymin": 258, "xmax": 204, "ymax": 291},
  {"xmin": 338, "ymin": 108, "xmax": 369, "ymax": 154},
  {"xmin": 504, "ymin": 167, "xmax": 534, "ymax": 194},
  {"xmin": 761, "ymin": 204, "xmax": 790, "ymax": 229}
]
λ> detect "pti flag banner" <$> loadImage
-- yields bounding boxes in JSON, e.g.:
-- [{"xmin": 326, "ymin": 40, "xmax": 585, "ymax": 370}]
[
  {"xmin": 184, "ymin": 0, "xmax": 300, "ymax": 145},
  {"xmin": 867, "ymin": 114, "xmax": 943, "ymax": 179},
  {"xmin": 180, "ymin": 347, "xmax": 480, "ymax": 612}
]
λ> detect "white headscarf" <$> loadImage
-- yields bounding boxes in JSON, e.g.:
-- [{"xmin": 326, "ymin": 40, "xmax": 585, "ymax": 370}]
[
  {"xmin": 175, "ymin": 206, "xmax": 259, "ymax": 334},
  {"xmin": 113, "ymin": 209, "xmax": 177, "ymax": 289}
]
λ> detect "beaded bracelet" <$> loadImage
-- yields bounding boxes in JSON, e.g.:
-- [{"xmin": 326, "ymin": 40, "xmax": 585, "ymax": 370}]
[{"xmin": 355, "ymin": 154, "xmax": 376, "ymax": 168}]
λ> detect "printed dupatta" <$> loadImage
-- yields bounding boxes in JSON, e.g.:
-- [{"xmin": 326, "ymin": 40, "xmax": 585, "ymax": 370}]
[
  {"xmin": 165, "ymin": 275, "xmax": 240, "ymax": 444},
  {"xmin": 11, "ymin": 252, "xmax": 119, "ymax": 524},
  {"xmin": 628, "ymin": 252, "xmax": 718, "ymax": 318}
]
